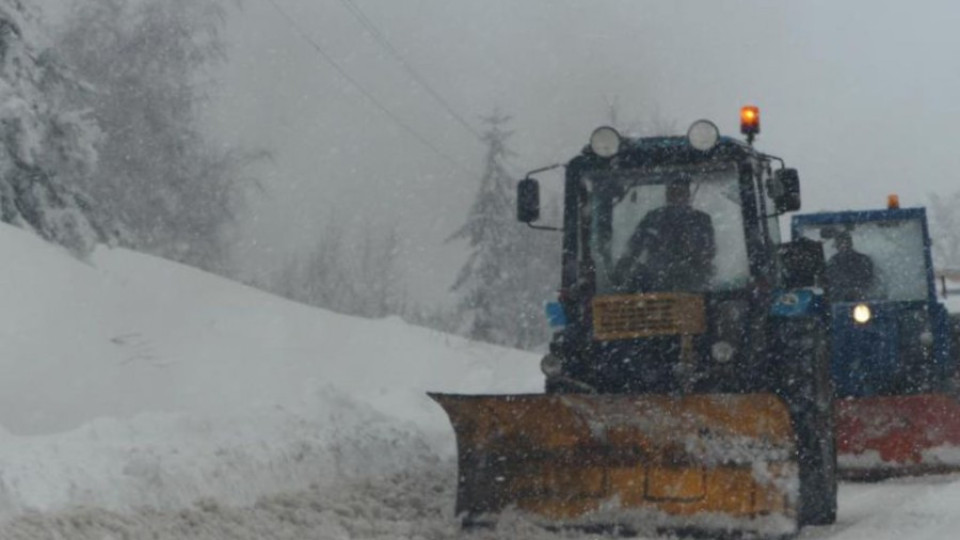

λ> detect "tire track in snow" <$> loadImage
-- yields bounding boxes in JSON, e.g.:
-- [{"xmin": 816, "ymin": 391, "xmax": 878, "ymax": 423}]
[
  {"xmin": 5, "ymin": 467, "xmax": 960, "ymax": 540},
  {"xmin": 0, "ymin": 465, "xmax": 460, "ymax": 540},
  {"xmin": 0, "ymin": 461, "xmax": 648, "ymax": 540}
]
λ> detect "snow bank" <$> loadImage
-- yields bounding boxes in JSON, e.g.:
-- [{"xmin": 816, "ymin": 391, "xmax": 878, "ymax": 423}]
[
  {"xmin": 0, "ymin": 389, "xmax": 438, "ymax": 516},
  {"xmin": 0, "ymin": 224, "xmax": 542, "ymax": 521}
]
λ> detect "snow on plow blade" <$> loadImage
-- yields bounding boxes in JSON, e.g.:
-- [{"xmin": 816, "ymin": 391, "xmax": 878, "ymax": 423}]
[
  {"xmin": 430, "ymin": 392, "xmax": 799, "ymax": 536},
  {"xmin": 837, "ymin": 394, "xmax": 960, "ymax": 479}
]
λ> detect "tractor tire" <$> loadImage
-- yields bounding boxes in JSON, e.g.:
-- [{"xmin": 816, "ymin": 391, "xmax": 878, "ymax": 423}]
[
  {"xmin": 545, "ymin": 376, "xmax": 575, "ymax": 394},
  {"xmin": 773, "ymin": 317, "xmax": 838, "ymax": 527}
]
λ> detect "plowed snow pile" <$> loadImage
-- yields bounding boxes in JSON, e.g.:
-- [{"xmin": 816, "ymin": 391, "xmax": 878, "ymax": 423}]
[{"xmin": 0, "ymin": 225, "xmax": 542, "ymax": 536}]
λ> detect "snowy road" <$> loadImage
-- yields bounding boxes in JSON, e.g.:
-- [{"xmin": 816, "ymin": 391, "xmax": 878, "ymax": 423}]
[
  {"xmin": 1, "ymin": 466, "xmax": 958, "ymax": 539},
  {"xmin": 804, "ymin": 475, "xmax": 960, "ymax": 540}
]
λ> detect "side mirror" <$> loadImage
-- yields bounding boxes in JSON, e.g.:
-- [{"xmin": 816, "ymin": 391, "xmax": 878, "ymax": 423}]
[
  {"xmin": 517, "ymin": 178, "xmax": 540, "ymax": 223},
  {"xmin": 779, "ymin": 237, "xmax": 824, "ymax": 288},
  {"xmin": 771, "ymin": 169, "xmax": 801, "ymax": 213}
]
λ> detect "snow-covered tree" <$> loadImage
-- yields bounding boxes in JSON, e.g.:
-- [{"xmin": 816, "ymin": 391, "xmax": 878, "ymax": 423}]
[
  {"xmin": 449, "ymin": 112, "xmax": 557, "ymax": 348},
  {"xmin": 0, "ymin": 2, "xmax": 108, "ymax": 256},
  {"xmin": 271, "ymin": 219, "xmax": 407, "ymax": 318},
  {"xmin": 930, "ymin": 191, "xmax": 960, "ymax": 271},
  {"xmin": 55, "ymin": 0, "xmax": 261, "ymax": 273}
]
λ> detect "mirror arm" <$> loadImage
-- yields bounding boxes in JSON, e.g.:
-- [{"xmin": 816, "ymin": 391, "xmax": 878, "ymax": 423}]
[
  {"xmin": 525, "ymin": 162, "xmax": 564, "ymax": 176},
  {"xmin": 525, "ymin": 222, "xmax": 562, "ymax": 232},
  {"xmin": 761, "ymin": 153, "xmax": 786, "ymax": 169}
]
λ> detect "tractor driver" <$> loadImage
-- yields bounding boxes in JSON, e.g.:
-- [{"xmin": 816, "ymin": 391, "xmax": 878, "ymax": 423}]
[
  {"xmin": 612, "ymin": 179, "xmax": 716, "ymax": 292},
  {"xmin": 824, "ymin": 231, "xmax": 875, "ymax": 301}
]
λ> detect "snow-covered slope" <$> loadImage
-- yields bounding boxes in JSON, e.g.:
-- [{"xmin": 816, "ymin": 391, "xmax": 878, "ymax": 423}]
[{"xmin": 0, "ymin": 224, "xmax": 541, "ymax": 518}]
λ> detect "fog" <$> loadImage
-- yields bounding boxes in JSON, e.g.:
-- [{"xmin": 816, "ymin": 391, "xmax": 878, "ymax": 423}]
[{"xmin": 127, "ymin": 1, "xmax": 960, "ymax": 304}]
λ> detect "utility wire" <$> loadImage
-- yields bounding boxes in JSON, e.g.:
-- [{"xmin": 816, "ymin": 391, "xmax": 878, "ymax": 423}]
[
  {"xmin": 336, "ymin": 0, "xmax": 484, "ymax": 142},
  {"xmin": 336, "ymin": 0, "xmax": 528, "ymax": 180},
  {"xmin": 262, "ymin": 0, "xmax": 472, "ymax": 175}
]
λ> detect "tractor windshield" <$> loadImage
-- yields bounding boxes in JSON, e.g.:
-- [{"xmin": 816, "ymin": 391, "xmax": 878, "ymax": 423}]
[
  {"xmin": 797, "ymin": 218, "xmax": 928, "ymax": 302},
  {"xmin": 584, "ymin": 162, "xmax": 750, "ymax": 294}
]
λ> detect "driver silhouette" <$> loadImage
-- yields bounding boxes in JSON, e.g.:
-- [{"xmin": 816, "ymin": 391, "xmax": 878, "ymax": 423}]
[{"xmin": 613, "ymin": 179, "xmax": 716, "ymax": 292}]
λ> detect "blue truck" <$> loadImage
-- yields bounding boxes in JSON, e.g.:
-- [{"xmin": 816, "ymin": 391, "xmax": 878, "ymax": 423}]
[{"xmin": 792, "ymin": 203, "xmax": 960, "ymax": 478}]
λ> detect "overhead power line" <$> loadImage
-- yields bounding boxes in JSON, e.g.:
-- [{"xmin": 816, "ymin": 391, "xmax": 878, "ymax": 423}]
[
  {"xmin": 336, "ymin": 0, "xmax": 484, "ymax": 142},
  {"xmin": 261, "ymin": 0, "xmax": 471, "ymax": 175},
  {"xmin": 336, "ymin": 0, "xmax": 529, "ymax": 178}
]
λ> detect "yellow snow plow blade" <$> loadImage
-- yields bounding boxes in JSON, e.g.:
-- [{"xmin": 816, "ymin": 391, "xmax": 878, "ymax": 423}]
[{"xmin": 430, "ymin": 392, "xmax": 799, "ymax": 536}]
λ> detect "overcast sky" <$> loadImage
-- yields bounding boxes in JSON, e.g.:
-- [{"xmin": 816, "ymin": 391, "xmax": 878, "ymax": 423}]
[{"xmin": 200, "ymin": 1, "xmax": 960, "ymax": 305}]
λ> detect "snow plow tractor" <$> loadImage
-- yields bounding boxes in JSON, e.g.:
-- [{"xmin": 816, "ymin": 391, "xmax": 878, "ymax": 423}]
[
  {"xmin": 431, "ymin": 108, "xmax": 838, "ymax": 537},
  {"xmin": 792, "ymin": 202, "xmax": 960, "ymax": 479}
]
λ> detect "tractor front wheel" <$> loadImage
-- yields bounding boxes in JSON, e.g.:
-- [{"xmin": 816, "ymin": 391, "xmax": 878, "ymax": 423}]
[{"xmin": 772, "ymin": 317, "xmax": 838, "ymax": 527}]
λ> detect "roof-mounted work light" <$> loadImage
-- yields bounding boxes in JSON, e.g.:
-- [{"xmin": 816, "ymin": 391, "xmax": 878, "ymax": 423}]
[
  {"xmin": 740, "ymin": 105, "xmax": 760, "ymax": 144},
  {"xmin": 687, "ymin": 119, "xmax": 720, "ymax": 151},
  {"xmin": 590, "ymin": 126, "xmax": 621, "ymax": 158}
]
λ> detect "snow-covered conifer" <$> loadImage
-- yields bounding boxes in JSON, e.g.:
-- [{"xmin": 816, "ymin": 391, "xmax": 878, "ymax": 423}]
[
  {"xmin": 268, "ymin": 217, "xmax": 406, "ymax": 319},
  {"xmin": 449, "ymin": 111, "xmax": 557, "ymax": 348},
  {"xmin": 931, "ymin": 192, "xmax": 960, "ymax": 271},
  {"xmin": 0, "ymin": 1, "xmax": 107, "ymax": 256},
  {"xmin": 55, "ymin": 0, "xmax": 262, "ymax": 274}
]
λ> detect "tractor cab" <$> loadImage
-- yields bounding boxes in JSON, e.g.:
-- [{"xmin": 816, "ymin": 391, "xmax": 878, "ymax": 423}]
[
  {"xmin": 519, "ymin": 118, "xmax": 811, "ymax": 395},
  {"xmin": 793, "ymin": 203, "xmax": 960, "ymax": 478},
  {"xmin": 589, "ymin": 159, "xmax": 752, "ymax": 295}
]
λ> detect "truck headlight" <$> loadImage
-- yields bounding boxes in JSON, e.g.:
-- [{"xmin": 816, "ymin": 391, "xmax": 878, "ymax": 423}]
[
  {"xmin": 852, "ymin": 304, "xmax": 872, "ymax": 324},
  {"xmin": 540, "ymin": 354, "xmax": 563, "ymax": 377}
]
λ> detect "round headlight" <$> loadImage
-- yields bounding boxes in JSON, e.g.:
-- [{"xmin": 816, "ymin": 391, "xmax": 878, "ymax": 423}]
[
  {"xmin": 687, "ymin": 119, "xmax": 720, "ymax": 151},
  {"xmin": 540, "ymin": 354, "xmax": 563, "ymax": 377},
  {"xmin": 852, "ymin": 304, "xmax": 872, "ymax": 324},
  {"xmin": 590, "ymin": 126, "xmax": 621, "ymax": 158}
]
